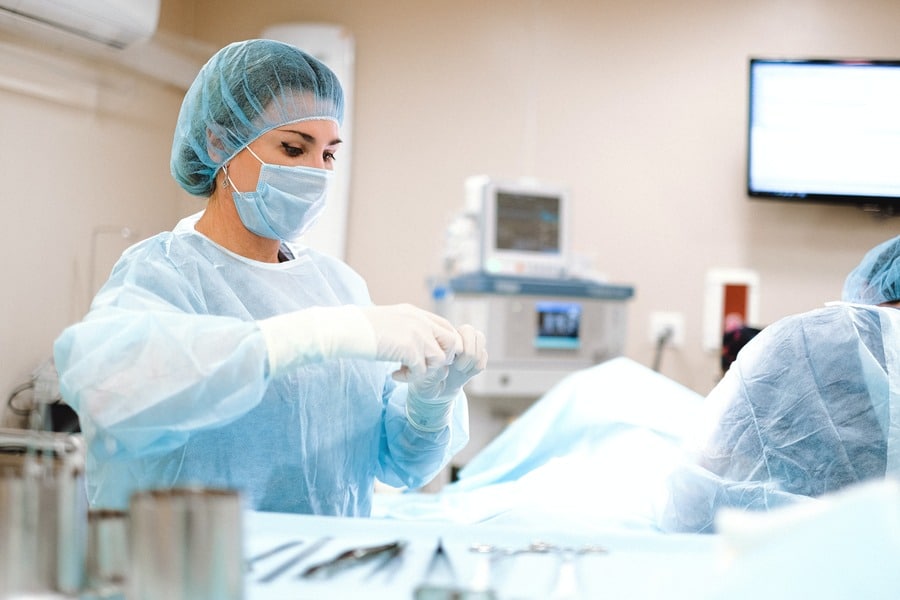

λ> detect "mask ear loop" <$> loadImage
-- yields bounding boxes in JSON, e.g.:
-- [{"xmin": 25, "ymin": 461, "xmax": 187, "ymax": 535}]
[
  {"xmin": 244, "ymin": 145, "xmax": 265, "ymax": 164},
  {"xmin": 221, "ymin": 163, "xmax": 235, "ymax": 190},
  {"xmin": 222, "ymin": 145, "xmax": 266, "ymax": 193}
]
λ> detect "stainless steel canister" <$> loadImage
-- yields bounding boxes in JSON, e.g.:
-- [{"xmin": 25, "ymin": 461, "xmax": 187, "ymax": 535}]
[
  {"xmin": 127, "ymin": 487, "xmax": 244, "ymax": 600},
  {"xmin": 0, "ymin": 428, "xmax": 88, "ymax": 597},
  {"xmin": 86, "ymin": 509, "xmax": 128, "ymax": 597}
]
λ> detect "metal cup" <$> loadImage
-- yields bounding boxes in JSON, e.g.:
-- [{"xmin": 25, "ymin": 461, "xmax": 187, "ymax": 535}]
[
  {"xmin": 127, "ymin": 487, "xmax": 244, "ymax": 600},
  {"xmin": 86, "ymin": 509, "xmax": 128, "ymax": 597},
  {"xmin": 0, "ymin": 429, "xmax": 87, "ymax": 597}
]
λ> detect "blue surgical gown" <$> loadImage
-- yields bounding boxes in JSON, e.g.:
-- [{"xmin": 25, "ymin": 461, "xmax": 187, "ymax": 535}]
[
  {"xmin": 53, "ymin": 213, "xmax": 469, "ymax": 515},
  {"xmin": 660, "ymin": 302, "xmax": 900, "ymax": 532}
]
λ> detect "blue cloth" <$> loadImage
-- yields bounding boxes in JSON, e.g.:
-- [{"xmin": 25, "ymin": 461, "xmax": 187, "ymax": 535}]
[
  {"xmin": 373, "ymin": 357, "xmax": 706, "ymax": 533},
  {"xmin": 661, "ymin": 302, "xmax": 900, "ymax": 532},
  {"xmin": 53, "ymin": 213, "xmax": 468, "ymax": 515},
  {"xmin": 373, "ymin": 300, "xmax": 900, "ymax": 536}
]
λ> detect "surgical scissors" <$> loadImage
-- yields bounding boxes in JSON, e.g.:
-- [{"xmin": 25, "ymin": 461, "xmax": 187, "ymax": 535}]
[
  {"xmin": 547, "ymin": 544, "xmax": 608, "ymax": 599},
  {"xmin": 468, "ymin": 541, "xmax": 607, "ymax": 597}
]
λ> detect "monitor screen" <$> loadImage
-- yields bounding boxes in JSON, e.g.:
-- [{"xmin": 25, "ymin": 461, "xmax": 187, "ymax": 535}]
[
  {"xmin": 466, "ymin": 176, "xmax": 571, "ymax": 278},
  {"xmin": 534, "ymin": 301, "xmax": 581, "ymax": 349},
  {"xmin": 747, "ymin": 58, "xmax": 900, "ymax": 209},
  {"xmin": 495, "ymin": 191, "xmax": 561, "ymax": 253}
]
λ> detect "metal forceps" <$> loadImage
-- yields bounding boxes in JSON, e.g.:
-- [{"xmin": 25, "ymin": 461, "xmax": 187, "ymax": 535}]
[{"xmin": 300, "ymin": 540, "xmax": 407, "ymax": 579}]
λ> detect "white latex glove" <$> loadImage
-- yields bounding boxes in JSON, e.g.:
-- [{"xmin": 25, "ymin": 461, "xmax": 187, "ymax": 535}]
[
  {"xmin": 406, "ymin": 324, "xmax": 488, "ymax": 431},
  {"xmin": 408, "ymin": 324, "xmax": 488, "ymax": 399},
  {"xmin": 258, "ymin": 304, "xmax": 463, "ymax": 379},
  {"xmin": 361, "ymin": 305, "xmax": 462, "ymax": 381}
]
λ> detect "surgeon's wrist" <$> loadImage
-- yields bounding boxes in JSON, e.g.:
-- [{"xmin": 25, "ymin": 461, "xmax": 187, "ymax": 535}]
[
  {"xmin": 405, "ymin": 392, "xmax": 455, "ymax": 433},
  {"xmin": 258, "ymin": 306, "xmax": 378, "ymax": 377}
]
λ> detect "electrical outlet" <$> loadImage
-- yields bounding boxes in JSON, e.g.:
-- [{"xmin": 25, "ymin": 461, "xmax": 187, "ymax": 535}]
[{"xmin": 649, "ymin": 311, "xmax": 685, "ymax": 348}]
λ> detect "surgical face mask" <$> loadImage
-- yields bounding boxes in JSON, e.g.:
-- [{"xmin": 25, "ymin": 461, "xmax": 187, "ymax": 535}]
[{"xmin": 225, "ymin": 147, "xmax": 332, "ymax": 241}]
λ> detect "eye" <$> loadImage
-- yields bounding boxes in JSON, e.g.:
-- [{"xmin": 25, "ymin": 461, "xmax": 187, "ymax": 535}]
[
  {"xmin": 324, "ymin": 150, "xmax": 337, "ymax": 162},
  {"xmin": 281, "ymin": 142, "xmax": 303, "ymax": 157}
]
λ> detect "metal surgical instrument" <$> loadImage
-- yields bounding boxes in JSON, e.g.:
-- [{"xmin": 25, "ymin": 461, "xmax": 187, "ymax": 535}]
[
  {"xmin": 246, "ymin": 540, "xmax": 303, "ymax": 571},
  {"xmin": 301, "ymin": 540, "xmax": 407, "ymax": 579},
  {"xmin": 256, "ymin": 536, "xmax": 332, "ymax": 584}
]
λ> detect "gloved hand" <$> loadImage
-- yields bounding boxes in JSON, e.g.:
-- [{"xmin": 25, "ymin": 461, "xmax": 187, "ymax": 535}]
[
  {"xmin": 258, "ymin": 304, "xmax": 463, "ymax": 379},
  {"xmin": 408, "ymin": 324, "xmax": 487, "ymax": 398},
  {"xmin": 406, "ymin": 324, "xmax": 488, "ymax": 432},
  {"xmin": 360, "ymin": 305, "xmax": 462, "ymax": 381}
]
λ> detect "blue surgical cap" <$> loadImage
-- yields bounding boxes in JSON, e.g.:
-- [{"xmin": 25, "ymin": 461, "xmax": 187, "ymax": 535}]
[
  {"xmin": 842, "ymin": 235, "xmax": 900, "ymax": 305},
  {"xmin": 170, "ymin": 39, "xmax": 344, "ymax": 197}
]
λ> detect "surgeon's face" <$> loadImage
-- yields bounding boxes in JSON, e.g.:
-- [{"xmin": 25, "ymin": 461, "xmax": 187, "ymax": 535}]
[{"xmin": 225, "ymin": 119, "xmax": 342, "ymax": 193}]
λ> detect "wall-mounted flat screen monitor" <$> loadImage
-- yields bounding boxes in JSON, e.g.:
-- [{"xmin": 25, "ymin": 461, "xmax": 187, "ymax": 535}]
[{"xmin": 748, "ymin": 58, "xmax": 900, "ymax": 213}]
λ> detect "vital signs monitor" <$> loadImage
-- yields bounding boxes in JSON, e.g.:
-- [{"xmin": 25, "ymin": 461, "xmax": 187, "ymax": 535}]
[{"xmin": 465, "ymin": 176, "xmax": 572, "ymax": 278}]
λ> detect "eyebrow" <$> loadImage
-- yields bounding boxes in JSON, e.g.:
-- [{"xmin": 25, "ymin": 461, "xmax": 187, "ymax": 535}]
[{"xmin": 282, "ymin": 129, "xmax": 343, "ymax": 146}]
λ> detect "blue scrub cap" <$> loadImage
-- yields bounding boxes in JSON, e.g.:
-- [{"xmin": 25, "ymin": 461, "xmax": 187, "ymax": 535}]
[
  {"xmin": 170, "ymin": 39, "xmax": 344, "ymax": 197},
  {"xmin": 842, "ymin": 235, "xmax": 900, "ymax": 305}
]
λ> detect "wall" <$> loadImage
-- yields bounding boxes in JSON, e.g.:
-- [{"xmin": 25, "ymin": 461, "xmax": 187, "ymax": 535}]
[
  {"xmin": 3, "ymin": 0, "xmax": 900, "ymax": 425},
  {"xmin": 0, "ymin": 29, "xmax": 201, "ymax": 424}
]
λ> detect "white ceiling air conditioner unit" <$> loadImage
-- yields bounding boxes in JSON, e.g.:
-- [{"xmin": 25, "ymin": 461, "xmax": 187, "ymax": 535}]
[{"xmin": 0, "ymin": 0, "xmax": 159, "ymax": 50}]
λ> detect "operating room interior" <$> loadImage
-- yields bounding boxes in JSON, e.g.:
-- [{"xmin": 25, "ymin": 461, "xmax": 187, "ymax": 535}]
[
  {"xmin": 2, "ymin": 0, "xmax": 900, "ymax": 597},
  {"xmin": 5, "ymin": 0, "xmax": 900, "ymax": 403}
]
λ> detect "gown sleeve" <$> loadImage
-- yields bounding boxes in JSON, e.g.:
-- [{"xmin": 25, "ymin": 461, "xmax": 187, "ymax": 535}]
[
  {"xmin": 53, "ymin": 237, "xmax": 270, "ymax": 458},
  {"xmin": 377, "ymin": 378, "xmax": 470, "ymax": 489}
]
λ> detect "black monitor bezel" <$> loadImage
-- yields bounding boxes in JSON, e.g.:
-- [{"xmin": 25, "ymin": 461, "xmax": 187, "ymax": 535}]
[{"xmin": 747, "ymin": 57, "xmax": 900, "ymax": 214}]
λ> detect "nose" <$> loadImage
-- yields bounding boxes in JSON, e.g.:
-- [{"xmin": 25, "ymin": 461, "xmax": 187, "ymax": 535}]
[{"xmin": 307, "ymin": 154, "xmax": 329, "ymax": 170}]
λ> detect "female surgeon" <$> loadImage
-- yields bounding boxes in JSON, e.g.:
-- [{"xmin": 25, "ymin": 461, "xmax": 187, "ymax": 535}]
[{"xmin": 52, "ymin": 39, "xmax": 487, "ymax": 516}]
